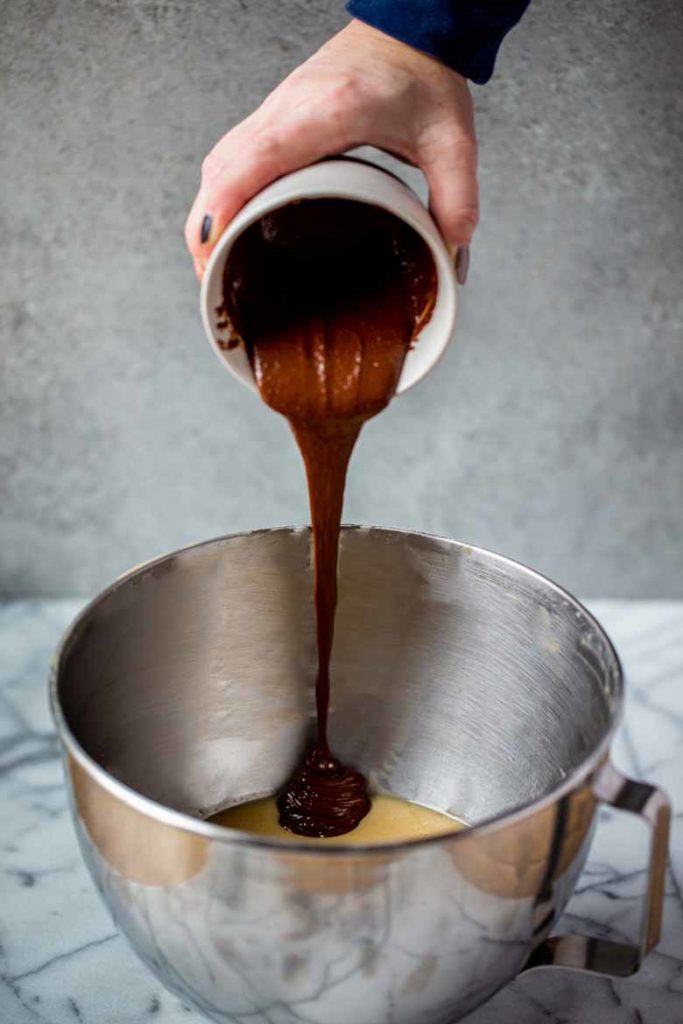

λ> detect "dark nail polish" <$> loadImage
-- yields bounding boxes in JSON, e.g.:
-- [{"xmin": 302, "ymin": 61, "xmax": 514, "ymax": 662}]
[
  {"xmin": 455, "ymin": 244, "xmax": 470, "ymax": 285},
  {"xmin": 200, "ymin": 214, "xmax": 212, "ymax": 245}
]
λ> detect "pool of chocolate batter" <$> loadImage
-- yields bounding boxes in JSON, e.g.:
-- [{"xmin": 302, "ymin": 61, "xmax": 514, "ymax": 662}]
[{"xmin": 222, "ymin": 198, "xmax": 436, "ymax": 837}]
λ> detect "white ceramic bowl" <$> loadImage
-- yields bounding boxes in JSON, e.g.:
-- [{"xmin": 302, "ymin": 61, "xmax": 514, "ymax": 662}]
[{"xmin": 200, "ymin": 159, "xmax": 457, "ymax": 395}]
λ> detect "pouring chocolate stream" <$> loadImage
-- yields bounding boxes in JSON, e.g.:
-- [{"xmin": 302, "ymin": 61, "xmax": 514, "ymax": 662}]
[{"xmin": 222, "ymin": 197, "xmax": 436, "ymax": 837}]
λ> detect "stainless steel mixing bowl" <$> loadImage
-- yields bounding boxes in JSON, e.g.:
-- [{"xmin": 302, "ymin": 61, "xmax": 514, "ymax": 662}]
[{"xmin": 50, "ymin": 527, "xmax": 670, "ymax": 1023}]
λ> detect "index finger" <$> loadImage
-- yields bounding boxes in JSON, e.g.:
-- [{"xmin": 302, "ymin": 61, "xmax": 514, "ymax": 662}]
[{"xmin": 184, "ymin": 105, "xmax": 366, "ymax": 274}]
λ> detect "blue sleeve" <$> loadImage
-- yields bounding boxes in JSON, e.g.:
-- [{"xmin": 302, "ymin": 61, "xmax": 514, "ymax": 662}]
[{"xmin": 346, "ymin": 0, "xmax": 530, "ymax": 84}]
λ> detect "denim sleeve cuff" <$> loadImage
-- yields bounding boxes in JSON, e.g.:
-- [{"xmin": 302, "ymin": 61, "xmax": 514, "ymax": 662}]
[{"xmin": 346, "ymin": 0, "xmax": 530, "ymax": 84}]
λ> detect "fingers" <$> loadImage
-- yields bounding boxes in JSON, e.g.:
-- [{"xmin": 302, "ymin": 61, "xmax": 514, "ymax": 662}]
[
  {"xmin": 184, "ymin": 115, "xmax": 278, "ymax": 275},
  {"xmin": 418, "ymin": 122, "xmax": 479, "ymax": 249},
  {"xmin": 185, "ymin": 86, "xmax": 368, "ymax": 275}
]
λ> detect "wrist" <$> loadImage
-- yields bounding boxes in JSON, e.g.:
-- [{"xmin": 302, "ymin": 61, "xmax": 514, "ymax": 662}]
[{"xmin": 343, "ymin": 18, "xmax": 466, "ymax": 86}]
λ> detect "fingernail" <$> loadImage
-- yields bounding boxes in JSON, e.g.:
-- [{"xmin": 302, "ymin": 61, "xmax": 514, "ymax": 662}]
[
  {"xmin": 200, "ymin": 214, "xmax": 212, "ymax": 245},
  {"xmin": 455, "ymin": 244, "xmax": 470, "ymax": 285}
]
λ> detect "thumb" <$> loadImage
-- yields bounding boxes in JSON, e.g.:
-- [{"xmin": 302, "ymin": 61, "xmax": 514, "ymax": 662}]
[{"xmin": 419, "ymin": 131, "xmax": 479, "ymax": 250}]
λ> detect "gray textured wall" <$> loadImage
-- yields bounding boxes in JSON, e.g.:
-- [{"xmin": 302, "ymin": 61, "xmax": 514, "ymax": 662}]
[{"xmin": 2, "ymin": 0, "xmax": 682, "ymax": 597}]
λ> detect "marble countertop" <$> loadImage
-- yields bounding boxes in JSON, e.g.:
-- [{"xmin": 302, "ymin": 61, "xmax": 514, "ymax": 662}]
[{"xmin": 1, "ymin": 599, "xmax": 681, "ymax": 1024}]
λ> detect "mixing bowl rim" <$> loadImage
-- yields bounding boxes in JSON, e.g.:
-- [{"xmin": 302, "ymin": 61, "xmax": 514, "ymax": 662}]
[{"xmin": 49, "ymin": 525, "xmax": 624, "ymax": 857}]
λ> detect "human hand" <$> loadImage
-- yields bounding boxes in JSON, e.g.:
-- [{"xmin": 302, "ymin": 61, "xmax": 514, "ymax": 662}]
[{"xmin": 185, "ymin": 19, "xmax": 478, "ymax": 281}]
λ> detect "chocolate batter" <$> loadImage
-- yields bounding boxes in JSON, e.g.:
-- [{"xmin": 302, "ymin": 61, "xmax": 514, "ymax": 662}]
[
  {"xmin": 223, "ymin": 198, "xmax": 436, "ymax": 837},
  {"xmin": 212, "ymin": 794, "xmax": 465, "ymax": 845}
]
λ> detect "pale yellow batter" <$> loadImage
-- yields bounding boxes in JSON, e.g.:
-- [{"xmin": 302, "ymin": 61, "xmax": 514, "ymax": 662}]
[{"xmin": 211, "ymin": 794, "xmax": 465, "ymax": 845}]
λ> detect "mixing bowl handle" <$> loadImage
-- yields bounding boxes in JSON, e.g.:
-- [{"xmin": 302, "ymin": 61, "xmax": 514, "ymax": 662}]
[{"xmin": 524, "ymin": 761, "xmax": 671, "ymax": 978}]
